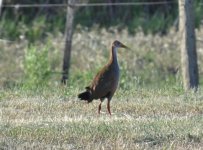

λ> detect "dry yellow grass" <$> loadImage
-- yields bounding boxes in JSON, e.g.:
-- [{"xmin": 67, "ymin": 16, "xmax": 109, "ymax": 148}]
[{"xmin": 1, "ymin": 87, "xmax": 203, "ymax": 149}]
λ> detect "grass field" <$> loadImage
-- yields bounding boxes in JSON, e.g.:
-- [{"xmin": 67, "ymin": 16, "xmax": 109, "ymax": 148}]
[
  {"xmin": 1, "ymin": 87, "xmax": 203, "ymax": 149},
  {"xmin": 1, "ymin": 26, "xmax": 203, "ymax": 149}
]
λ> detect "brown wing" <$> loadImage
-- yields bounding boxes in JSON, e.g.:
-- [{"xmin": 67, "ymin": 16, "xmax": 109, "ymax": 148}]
[{"xmin": 90, "ymin": 65, "xmax": 119, "ymax": 99}]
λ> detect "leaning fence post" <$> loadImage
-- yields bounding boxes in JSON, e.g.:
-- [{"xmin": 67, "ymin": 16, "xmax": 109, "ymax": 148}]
[{"xmin": 61, "ymin": 0, "xmax": 77, "ymax": 84}]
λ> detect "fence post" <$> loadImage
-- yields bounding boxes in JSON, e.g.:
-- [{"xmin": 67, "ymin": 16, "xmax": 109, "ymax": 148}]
[
  {"xmin": 61, "ymin": 0, "xmax": 77, "ymax": 84},
  {"xmin": 178, "ymin": 0, "xmax": 199, "ymax": 90}
]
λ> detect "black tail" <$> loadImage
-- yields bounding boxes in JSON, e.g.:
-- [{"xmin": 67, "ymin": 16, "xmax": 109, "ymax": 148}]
[{"xmin": 78, "ymin": 91, "xmax": 93, "ymax": 103}]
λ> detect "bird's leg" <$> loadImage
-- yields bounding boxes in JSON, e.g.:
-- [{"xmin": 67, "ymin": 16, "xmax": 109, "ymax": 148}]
[
  {"xmin": 98, "ymin": 100, "xmax": 102, "ymax": 114},
  {"xmin": 107, "ymin": 99, "xmax": 111, "ymax": 115}
]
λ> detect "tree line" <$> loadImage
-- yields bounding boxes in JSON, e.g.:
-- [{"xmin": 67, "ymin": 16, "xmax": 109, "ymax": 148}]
[{"xmin": 2, "ymin": 0, "xmax": 202, "ymax": 34}]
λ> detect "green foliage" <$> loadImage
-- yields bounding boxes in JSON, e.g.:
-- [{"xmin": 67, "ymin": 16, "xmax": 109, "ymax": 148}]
[
  {"xmin": 194, "ymin": 1, "xmax": 203, "ymax": 28},
  {"xmin": 23, "ymin": 46, "xmax": 51, "ymax": 89},
  {"xmin": 2, "ymin": 0, "xmax": 203, "ymax": 41},
  {"xmin": 0, "ymin": 13, "xmax": 22, "ymax": 40},
  {"xmin": 119, "ymin": 61, "xmax": 139, "ymax": 90},
  {"xmin": 26, "ymin": 16, "xmax": 47, "ymax": 42},
  {"xmin": 68, "ymin": 71, "xmax": 94, "ymax": 88}
]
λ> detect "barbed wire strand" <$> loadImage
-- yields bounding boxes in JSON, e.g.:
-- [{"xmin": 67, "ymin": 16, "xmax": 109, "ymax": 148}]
[{"xmin": 2, "ymin": 1, "xmax": 178, "ymax": 8}]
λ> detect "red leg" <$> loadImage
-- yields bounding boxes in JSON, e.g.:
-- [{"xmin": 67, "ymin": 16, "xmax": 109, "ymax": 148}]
[
  {"xmin": 107, "ymin": 99, "xmax": 111, "ymax": 115},
  {"xmin": 98, "ymin": 101, "xmax": 102, "ymax": 114}
]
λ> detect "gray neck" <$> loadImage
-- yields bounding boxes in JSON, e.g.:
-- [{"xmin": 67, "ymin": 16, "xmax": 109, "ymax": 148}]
[{"xmin": 109, "ymin": 46, "xmax": 118, "ymax": 65}]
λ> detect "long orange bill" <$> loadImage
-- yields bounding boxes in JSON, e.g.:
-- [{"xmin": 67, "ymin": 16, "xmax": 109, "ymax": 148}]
[{"xmin": 121, "ymin": 43, "xmax": 130, "ymax": 49}]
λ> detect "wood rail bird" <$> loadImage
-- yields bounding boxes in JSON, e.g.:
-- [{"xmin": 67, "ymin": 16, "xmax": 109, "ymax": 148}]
[{"xmin": 78, "ymin": 40, "xmax": 129, "ymax": 115}]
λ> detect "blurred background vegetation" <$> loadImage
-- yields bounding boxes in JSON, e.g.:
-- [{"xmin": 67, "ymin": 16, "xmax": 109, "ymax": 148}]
[
  {"xmin": 2, "ymin": 0, "xmax": 203, "ymax": 41},
  {"xmin": 0, "ymin": 0, "xmax": 203, "ymax": 90}
]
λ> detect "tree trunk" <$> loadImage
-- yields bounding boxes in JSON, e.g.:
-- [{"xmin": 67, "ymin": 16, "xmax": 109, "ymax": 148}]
[
  {"xmin": 61, "ymin": 0, "xmax": 76, "ymax": 84},
  {"xmin": 178, "ymin": 0, "xmax": 199, "ymax": 90}
]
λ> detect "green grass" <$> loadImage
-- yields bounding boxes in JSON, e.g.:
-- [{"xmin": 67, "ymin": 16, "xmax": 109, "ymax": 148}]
[{"xmin": 1, "ymin": 86, "xmax": 203, "ymax": 149}]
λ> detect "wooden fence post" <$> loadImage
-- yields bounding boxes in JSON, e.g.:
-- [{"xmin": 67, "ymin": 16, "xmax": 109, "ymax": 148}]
[
  {"xmin": 178, "ymin": 0, "xmax": 199, "ymax": 90},
  {"xmin": 61, "ymin": 0, "xmax": 77, "ymax": 84}
]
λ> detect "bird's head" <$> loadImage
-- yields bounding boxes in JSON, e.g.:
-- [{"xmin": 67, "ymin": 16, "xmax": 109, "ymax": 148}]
[{"xmin": 112, "ymin": 40, "xmax": 129, "ymax": 49}]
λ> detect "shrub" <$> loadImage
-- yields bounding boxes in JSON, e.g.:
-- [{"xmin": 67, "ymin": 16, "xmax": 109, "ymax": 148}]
[{"xmin": 23, "ymin": 45, "xmax": 51, "ymax": 89}]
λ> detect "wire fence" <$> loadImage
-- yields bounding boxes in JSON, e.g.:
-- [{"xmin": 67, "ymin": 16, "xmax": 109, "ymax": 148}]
[
  {"xmin": 0, "ymin": 1, "xmax": 203, "ymax": 43},
  {"xmin": 1, "ymin": 1, "xmax": 178, "ymax": 8}
]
